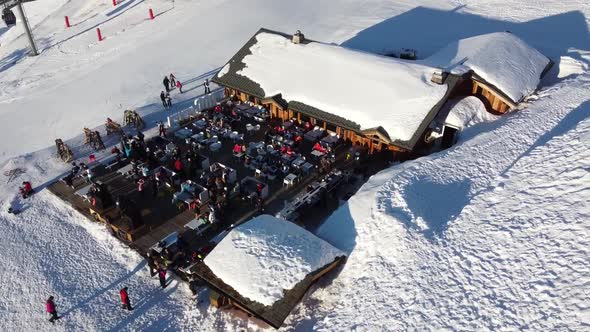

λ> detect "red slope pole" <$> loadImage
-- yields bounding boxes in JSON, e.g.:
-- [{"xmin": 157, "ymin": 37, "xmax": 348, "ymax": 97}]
[
  {"xmin": 112, "ymin": 0, "xmax": 117, "ymax": 6},
  {"xmin": 96, "ymin": 28, "xmax": 103, "ymax": 41},
  {"xmin": 149, "ymin": 8, "xmax": 154, "ymax": 20},
  {"xmin": 65, "ymin": 16, "xmax": 70, "ymax": 28}
]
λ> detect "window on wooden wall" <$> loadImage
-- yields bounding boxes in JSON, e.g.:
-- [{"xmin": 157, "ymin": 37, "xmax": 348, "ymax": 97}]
[
  {"xmin": 326, "ymin": 123, "xmax": 337, "ymax": 132},
  {"xmin": 316, "ymin": 119, "xmax": 326, "ymax": 128},
  {"xmin": 300, "ymin": 113, "xmax": 310, "ymax": 123}
]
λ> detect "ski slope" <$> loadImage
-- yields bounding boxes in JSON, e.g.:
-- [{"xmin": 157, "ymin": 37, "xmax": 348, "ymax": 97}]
[{"xmin": 0, "ymin": 0, "xmax": 589, "ymax": 330}]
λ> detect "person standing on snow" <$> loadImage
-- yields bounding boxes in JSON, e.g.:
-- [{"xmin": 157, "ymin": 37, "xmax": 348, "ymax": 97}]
[
  {"xmin": 160, "ymin": 91, "xmax": 167, "ymax": 108},
  {"xmin": 147, "ymin": 251, "xmax": 157, "ymax": 277},
  {"xmin": 163, "ymin": 76, "xmax": 170, "ymax": 92},
  {"xmin": 176, "ymin": 80, "xmax": 183, "ymax": 93},
  {"xmin": 169, "ymin": 74, "xmax": 176, "ymax": 88},
  {"xmin": 158, "ymin": 121, "xmax": 167, "ymax": 137},
  {"xmin": 119, "ymin": 287, "xmax": 133, "ymax": 311},
  {"xmin": 165, "ymin": 92, "xmax": 172, "ymax": 108},
  {"xmin": 203, "ymin": 79, "xmax": 210, "ymax": 94},
  {"xmin": 20, "ymin": 181, "xmax": 34, "ymax": 199},
  {"xmin": 46, "ymin": 296, "xmax": 60, "ymax": 323},
  {"xmin": 157, "ymin": 266, "xmax": 167, "ymax": 288}
]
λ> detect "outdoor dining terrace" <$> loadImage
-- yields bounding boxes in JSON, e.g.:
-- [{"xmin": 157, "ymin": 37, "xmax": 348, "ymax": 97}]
[{"xmin": 47, "ymin": 97, "xmax": 386, "ymax": 284}]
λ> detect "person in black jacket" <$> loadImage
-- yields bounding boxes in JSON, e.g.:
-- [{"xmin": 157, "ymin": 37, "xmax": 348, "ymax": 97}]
[
  {"xmin": 163, "ymin": 76, "xmax": 170, "ymax": 92},
  {"xmin": 160, "ymin": 91, "xmax": 167, "ymax": 108}
]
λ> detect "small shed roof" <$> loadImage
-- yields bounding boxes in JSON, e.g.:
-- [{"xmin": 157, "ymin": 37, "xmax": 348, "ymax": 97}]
[
  {"xmin": 425, "ymin": 32, "xmax": 552, "ymax": 103},
  {"xmin": 193, "ymin": 215, "xmax": 346, "ymax": 328}
]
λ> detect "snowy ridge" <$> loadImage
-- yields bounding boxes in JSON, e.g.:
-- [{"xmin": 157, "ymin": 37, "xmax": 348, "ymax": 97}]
[
  {"xmin": 307, "ymin": 73, "xmax": 590, "ymax": 330},
  {"xmin": 204, "ymin": 215, "xmax": 344, "ymax": 306}
]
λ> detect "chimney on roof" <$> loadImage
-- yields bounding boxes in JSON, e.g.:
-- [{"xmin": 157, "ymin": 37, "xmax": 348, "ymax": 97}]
[
  {"xmin": 431, "ymin": 69, "xmax": 448, "ymax": 85},
  {"xmin": 292, "ymin": 30, "xmax": 305, "ymax": 44}
]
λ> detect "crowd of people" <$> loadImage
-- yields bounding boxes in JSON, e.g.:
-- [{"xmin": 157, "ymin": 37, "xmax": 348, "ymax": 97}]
[
  {"xmin": 29, "ymin": 69, "xmax": 357, "ymax": 324},
  {"xmin": 160, "ymin": 74, "xmax": 212, "ymax": 110}
]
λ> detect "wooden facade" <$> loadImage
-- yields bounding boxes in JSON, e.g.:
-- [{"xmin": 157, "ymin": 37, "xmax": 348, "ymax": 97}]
[
  {"xmin": 471, "ymin": 79, "xmax": 515, "ymax": 114},
  {"xmin": 225, "ymin": 88, "xmax": 406, "ymax": 154}
]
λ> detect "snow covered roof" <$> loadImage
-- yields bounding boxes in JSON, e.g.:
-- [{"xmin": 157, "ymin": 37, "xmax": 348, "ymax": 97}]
[
  {"xmin": 439, "ymin": 96, "xmax": 499, "ymax": 130},
  {"xmin": 204, "ymin": 215, "xmax": 345, "ymax": 307},
  {"xmin": 425, "ymin": 32, "xmax": 551, "ymax": 103},
  {"xmin": 213, "ymin": 28, "xmax": 449, "ymax": 147}
]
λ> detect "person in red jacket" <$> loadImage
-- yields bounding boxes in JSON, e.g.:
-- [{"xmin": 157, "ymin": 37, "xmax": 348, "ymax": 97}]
[
  {"xmin": 20, "ymin": 181, "xmax": 33, "ymax": 199},
  {"xmin": 176, "ymin": 80, "xmax": 183, "ymax": 93},
  {"xmin": 137, "ymin": 178, "xmax": 145, "ymax": 196},
  {"xmin": 158, "ymin": 266, "xmax": 167, "ymax": 288},
  {"xmin": 46, "ymin": 296, "xmax": 60, "ymax": 323},
  {"xmin": 174, "ymin": 159, "xmax": 183, "ymax": 173},
  {"xmin": 120, "ymin": 287, "xmax": 133, "ymax": 310}
]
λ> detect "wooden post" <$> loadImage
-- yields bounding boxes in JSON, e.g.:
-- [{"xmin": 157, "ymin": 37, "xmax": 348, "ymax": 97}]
[
  {"xmin": 65, "ymin": 16, "xmax": 70, "ymax": 28},
  {"xmin": 149, "ymin": 8, "xmax": 154, "ymax": 20},
  {"xmin": 96, "ymin": 27, "xmax": 103, "ymax": 41}
]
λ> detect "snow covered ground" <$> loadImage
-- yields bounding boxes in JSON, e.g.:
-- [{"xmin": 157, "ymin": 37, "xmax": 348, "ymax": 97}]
[{"xmin": 0, "ymin": 0, "xmax": 589, "ymax": 330}]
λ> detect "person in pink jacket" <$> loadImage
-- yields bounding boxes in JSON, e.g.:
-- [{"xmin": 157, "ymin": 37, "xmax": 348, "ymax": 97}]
[
  {"xmin": 176, "ymin": 80, "xmax": 183, "ymax": 93},
  {"xmin": 46, "ymin": 296, "xmax": 60, "ymax": 323}
]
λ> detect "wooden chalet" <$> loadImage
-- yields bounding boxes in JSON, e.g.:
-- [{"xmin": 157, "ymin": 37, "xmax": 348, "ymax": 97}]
[{"xmin": 213, "ymin": 29, "xmax": 552, "ymax": 156}]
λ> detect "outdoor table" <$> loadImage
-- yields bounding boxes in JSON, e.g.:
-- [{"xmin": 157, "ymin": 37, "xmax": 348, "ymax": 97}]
[
  {"xmin": 251, "ymin": 141, "xmax": 265, "ymax": 150},
  {"xmin": 281, "ymin": 153, "xmax": 295, "ymax": 163},
  {"xmin": 150, "ymin": 232, "xmax": 178, "ymax": 254},
  {"xmin": 302, "ymin": 162, "xmax": 315, "ymax": 174},
  {"xmin": 75, "ymin": 184, "xmax": 93, "ymax": 201},
  {"xmin": 292, "ymin": 158, "xmax": 305, "ymax": 168},
  {"xmin": 304, "ymin": 129, "xmax": 325, "ymax": 141},
  {"xmin": 116, "ymin": 163, "xmax": 135, "ymax": 176},
  {"xmin": 185, "ymin": 217, "xmax": 209, "ymax": 231},
  {"xmin": 267, "ymin": 166, "xmax": 278, "ymax": 180},
  {"xmin": 311, "ymin": 150, "xmax": 326, "ymax": 158},
  {"xmin": 321, "ymin": 134, "xmax": 339, "ymax": 147},
  {"xmin": 193, "ymin": 119, "xmax": 207, "ymax": 130},
  {"xmin": 173, "ymin": 191, "xmax": 195, "ymax": 207},
  {"xmin": 175, "ymin": 127, "xmax": 193, "ymax": 139},
  {"xmin": 283, "ymin": 173, "xmax": 298, "ymax": 186}
]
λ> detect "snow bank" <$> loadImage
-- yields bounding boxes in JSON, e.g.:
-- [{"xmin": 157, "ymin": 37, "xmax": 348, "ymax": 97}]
[
  {"xmin": 204, "ymin": 215, "xmax": 344, "ymax": 306},
  {"xmin": 425, "ymin": 32, "xmax": 550, "ymax": 103},
  {"xmin": 308, "ymin": 74, "xmax": 590, "ymax": 331},
  {"xmin": 238, "ymin": 32, "xmax": 448, "ymax": 142},
  {"xmin": 444, "ymin": 96, "xmax": 498, "ymax": 129}
]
